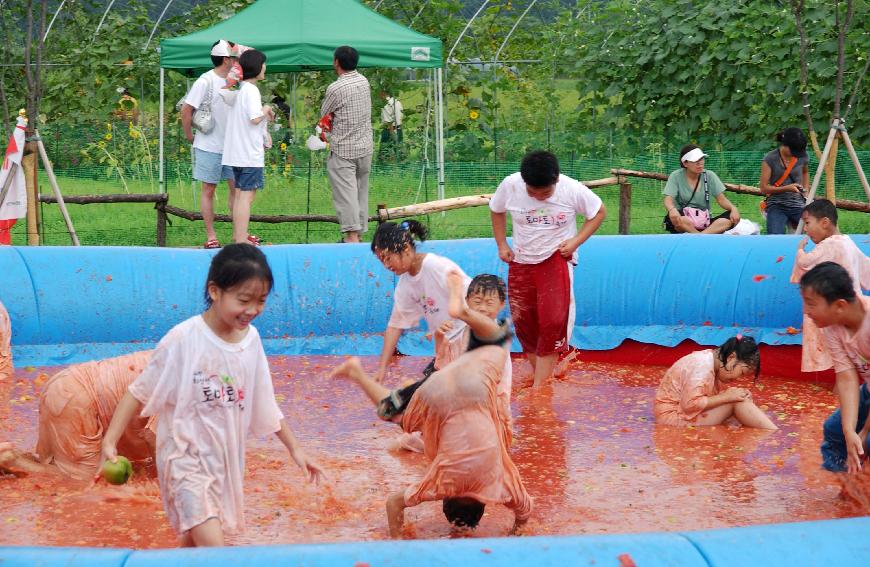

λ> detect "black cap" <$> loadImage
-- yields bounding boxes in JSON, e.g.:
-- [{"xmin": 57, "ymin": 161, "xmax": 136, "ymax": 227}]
[{"xmin": 780, "ymin": 127, "xmax": 808, "ymax": 159}]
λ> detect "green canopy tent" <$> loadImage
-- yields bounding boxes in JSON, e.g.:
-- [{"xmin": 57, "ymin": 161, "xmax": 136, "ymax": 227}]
[{"xmin": 156, "ymin": 0, "xmax": 446, "ymax": 196}]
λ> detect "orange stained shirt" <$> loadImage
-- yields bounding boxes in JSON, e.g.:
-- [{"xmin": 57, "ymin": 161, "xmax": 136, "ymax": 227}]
[
  {"xmin": 654, "ymin": 349, "xmax": 721, "ymax": 426},
  {"xmin": 401, "ymin": 345, "xmax": 532, "ymax": 520}
]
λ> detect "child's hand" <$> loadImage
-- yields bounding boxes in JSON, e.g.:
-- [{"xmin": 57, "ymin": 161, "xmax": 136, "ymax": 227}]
[
  {"xmin": 94, "ymin": 442, "xmax": 119, "ymax": 483},
  {"xmin": 291, "ymin": 449, "xmax": 327, "ymax": 485},
  {"xmin": 725, "ymin": 387, "xmax": 750, "ymax": 403},
  {"xmin": 498, "ymin": 243, "xmax": 515, "ymax": 263},
  {"xmin": 845, "ymin": 430, "xmax": 866, "ymax": 473},
  {"xmin": 434, "ymin": 320, "xmax": 454, "ymax": 339},
  {"xmin": 262, "ymin": 105, "xmax": 275, "ymax": 122},
  {"xmin": 557, "ymin": 237, "xmax": 580, "ymax": 259},
  {"xmin": 798, "ymin": 237, "xmax": 808, "ymax": 251}
]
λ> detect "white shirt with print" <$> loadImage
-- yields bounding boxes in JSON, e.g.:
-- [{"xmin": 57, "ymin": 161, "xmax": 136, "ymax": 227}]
[
  {"xmin": 221, "ymin": 81, "xmax": 266, "ymax": 168},
  {"xmin": 489, "ymin": 172, "xmax": 603, "ymax": 264},
  {"xmin": 184, "ymin": 70, "xmax": 231, "ymax": 154},
  {"xmin": 128, "ymin": 315, "xmax": 283, "ymax": 533},
  {"xmin": 388, "ymin": 253, "xmax": 471, "ymax": 342}
]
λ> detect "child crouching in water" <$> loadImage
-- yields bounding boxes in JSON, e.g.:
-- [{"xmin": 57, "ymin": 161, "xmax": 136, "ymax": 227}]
[
  {"xmin": 99, "ymin": 244, "xmax": 325, "ymax": 547},
  {"xmin": 654, "ymin": 335, "xmax": 777, "ymax": 429},
  {"xmin": 800, "ymin": 262, "xmax": 870, "ymax": 473}
]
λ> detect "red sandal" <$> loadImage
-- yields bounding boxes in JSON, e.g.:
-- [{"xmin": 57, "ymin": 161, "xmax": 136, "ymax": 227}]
[
  {"xmin": 247, "ymin": 234, "xmax": 262, "ymax": 246},
  {"xmin": 203, "ymin": 239, "xmax": 221, "ymax": 249}
]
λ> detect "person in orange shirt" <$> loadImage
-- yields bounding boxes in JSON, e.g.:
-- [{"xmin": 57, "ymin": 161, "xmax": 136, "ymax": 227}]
[
  {"xmin": 0, "ymin": 351, "xmax": 155, "ymax": 480},
  {"xmin": 790, "ymin": 199, "xmax": 870, "ymax": 372},
  {"xmin": 800, "ymin": 262, "xmax": 870, "ymax": 474},
  {"xmin": 654, "ymin": 335, "xmax": 777, "ymax": 429},
  {"xmin": 331, "ymin": 343, "xmax": 531, "ymax": 537}
]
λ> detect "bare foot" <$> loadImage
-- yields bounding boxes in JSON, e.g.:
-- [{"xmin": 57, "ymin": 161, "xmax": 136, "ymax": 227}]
[
  {"xmin": 554, "ymin": 350, "xmax": 581, "ymax": 378},
  {"xmin": 0, "ymin": 442, "xmax": 17, "ymax": 469},
  {"xmin": 330, "ymin": 357, "xmax": 364, "ymax": 382},
  {"xmin": 446, "ymin": 271, "xmax": 467, "ymax": 319}
]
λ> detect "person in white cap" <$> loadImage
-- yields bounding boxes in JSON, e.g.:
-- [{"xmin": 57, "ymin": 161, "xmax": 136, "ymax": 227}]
[
  {"xmin": 181, "ymin": 39, "xmax": 237, "ymax": 249},
  {"xmin": 662, "ymin": 144, "xmax": 740, "ymax": 234}
]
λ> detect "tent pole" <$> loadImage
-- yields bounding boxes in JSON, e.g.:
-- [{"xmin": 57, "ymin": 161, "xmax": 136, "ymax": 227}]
[
  {"xmin": 159, "ymin": 67, "xmax": 165, "ymax": 194},
  {"xmin": 435, "ymin": 67, "xmax": 445, "ymax": 202}
]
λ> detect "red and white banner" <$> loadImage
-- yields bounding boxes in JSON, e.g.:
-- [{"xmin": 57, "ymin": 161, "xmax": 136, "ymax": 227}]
[{"xmin": 0, "ymin": 116, "xmax": 27, "ymax": 221}]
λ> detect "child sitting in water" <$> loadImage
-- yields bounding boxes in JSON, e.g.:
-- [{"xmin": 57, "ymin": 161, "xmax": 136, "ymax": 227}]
[
  {"xmin": 800, "ymin": 262, "xmax": 870, "ymax": 473},
  {"xmin": 790, "ymin": 199, "xmax": 870, "ymax": 373},
  {"xmin": 99, "ymin": 244, "xmax": 324, "ymax": 547},
  {"xmin": 654, "ymin": 335, "xmax": 778, "ymax": 429}
]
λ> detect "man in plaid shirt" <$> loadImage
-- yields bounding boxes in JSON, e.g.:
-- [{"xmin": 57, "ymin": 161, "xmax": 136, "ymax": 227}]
[{"xmin": 321, "ymin": 45, "xmax": 373, "ymax": 243}]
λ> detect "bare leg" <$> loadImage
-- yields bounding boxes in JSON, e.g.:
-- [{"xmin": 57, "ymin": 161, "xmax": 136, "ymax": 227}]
[
  {"xmin": 232, "ymin": 190, "xmax": 256, "ymax": 244},
  {"xmin": 188, "ymin": 517, "xmax": 224, "ymax": 547},
  {"xmin": 386, "ymin": 490, "xmax": 407, "ymax": 538},
  {"xmin": 331, "ymin": 357, "xmax": 391, "ymax": 406},
  {"xmin": 0, "ymin": 442, "xmax": 59, "ymax": 476},
  {"xmin": 673, "ymin": 217, "xmax": 700, "ymax": 234},
  {"xmin": 702, "ymin": 217, "xmax": 733, "ymax": 234},
  {"xmin": 693, "ymin": 403, "xmax": 736, "ymax": 425},
  {"xmin": 342, "ymin": 230, "xmax": 361, "ymax": 243},
  {"xmin": 733, "ymin": 399, "xmax": 778, "ymax": 430},
  {"xmin": 533, "ymin": 352, "xmax": 558, "ymax": 388},
  {"xmin": 227, "ymin": 179, "xmax": 237, "ymax": 216},
  {"xmin": 200, "ymin": 182, "xmax": 218, "ymax": 242}
]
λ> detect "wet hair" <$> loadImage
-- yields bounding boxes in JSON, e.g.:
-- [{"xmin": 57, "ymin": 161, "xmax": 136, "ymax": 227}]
[
  {"xmin": 802, "ymin": 198, "xmax": 838, "ymax": 225},
  {"xmin": 678, "ymin": 144, "xmax": 701, "ymax": 168},
  {"xmin": 370, "ymin": 220, "xmax": 428, "ymax": 254},
  {"xmin": 718, "ymin": 335, "xmax": 761, "ymax": 380},
  {"xmin": 799, "ymin": 262, "xmax": 857, "ymax": 304},
  {"xmin": 204, "ymin": 243, "xmax": 274, "ymax": 307},
  {"xmin": 467, "ymin": 274, "xmax": 506, "ymax": 302},
  {"xmin": 334, "ymin": 45, "xmax": 359, "ymax": 71},
  {"xmin": 442, "ymin": 497, "xmax": 485, "ymax": 528},
  {"xmin": 210, "ymin": 40, "xmax": 235, "ymax": 67},
  {"xmin": 240, "ymin": 49, "xmax": 266, "ymax": 80},
  {"xmin": 520, "ymin": 150, "xmax": 560, "ymax": 188}
]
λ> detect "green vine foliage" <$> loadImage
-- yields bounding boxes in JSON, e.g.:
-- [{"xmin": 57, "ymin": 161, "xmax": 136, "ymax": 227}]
[{"xmin": 569, "ymin": 0, "xmax": 870, "ymax": 145}]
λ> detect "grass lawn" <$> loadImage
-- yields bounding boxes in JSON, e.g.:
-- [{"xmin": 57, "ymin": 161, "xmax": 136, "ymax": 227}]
[{"xmin": 10, "ymin": 160, "xmax": 867, "ymax": 248}]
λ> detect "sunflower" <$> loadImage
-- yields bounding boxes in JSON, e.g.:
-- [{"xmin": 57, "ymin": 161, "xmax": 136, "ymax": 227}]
[
  {"xmin": 104, "ymin": 133, "xmax": 113, "ymax": 141},
  {"xmin": 469, "ymin": 110, "xmax": 479, "ymax": 120},
  {"xmin": 280, "ymin": 142, "xmax": 287, "ymax": 151}
]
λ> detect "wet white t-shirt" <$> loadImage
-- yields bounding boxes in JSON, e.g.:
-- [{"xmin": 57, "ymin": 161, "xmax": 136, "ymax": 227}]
[
  {"xmin": 388, "ymin": 253, "xmax": 471, "ymax": 342},
  {"xmin": 221, "ymin": 81, "xmax": 266, "ymax": 168},
  {"xmin": 129, "ymin": 315, "xmax": 283, "ymax": 533},
  {"xmin": 489, "ymin": 172, "xmax": 602, "ymax": 264},
  {"xmin": 184, "ymin": 70, "xmax": 230, "ymax": 154}
]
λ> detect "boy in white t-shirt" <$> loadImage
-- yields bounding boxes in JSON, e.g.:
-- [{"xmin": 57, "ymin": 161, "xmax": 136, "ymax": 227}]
[
  {"xmin": 490, "ymin": 150, "xmax": 606, "ymax": 388},
  {"xmin": 221, "ymin": 49, "xmax": 274, "ymax": 246},
  {"xmin": 181, "ymin": 39, "xmax": 237, "ymax": 249}
]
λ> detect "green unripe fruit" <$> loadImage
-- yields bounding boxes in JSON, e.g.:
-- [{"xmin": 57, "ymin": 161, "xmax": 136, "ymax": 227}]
[{"xmin": 101, "ymin": 456, "xmax": 133, "ymax": 485}]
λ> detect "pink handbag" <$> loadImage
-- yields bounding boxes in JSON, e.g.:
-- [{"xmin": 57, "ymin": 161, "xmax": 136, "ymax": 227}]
[{"xmin": 682, "ymin": 206, "xmax": 711, "ymax": 230}]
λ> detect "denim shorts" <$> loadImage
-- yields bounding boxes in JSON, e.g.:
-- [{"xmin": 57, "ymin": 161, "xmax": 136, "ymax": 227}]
[
  {"xmin": 231, "ymin": 167, "xmax": 264, "ymax": 191},
  {"xmin": 821, "ymin": 383, "xmax": 870, "ymax": 472},
  {"xmin": 192, "ymin": 148, "xmax": 233, "ymax": 184}
]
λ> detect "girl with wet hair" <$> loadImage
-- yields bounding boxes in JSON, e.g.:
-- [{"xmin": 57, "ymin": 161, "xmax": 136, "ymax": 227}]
[
  {"xmin": 369, "ymin": 220, "xmax": 472, "ymax": 383},
  {"xmin": 654, "ymin": 335, "xmax": 777, "ymax": 429}
]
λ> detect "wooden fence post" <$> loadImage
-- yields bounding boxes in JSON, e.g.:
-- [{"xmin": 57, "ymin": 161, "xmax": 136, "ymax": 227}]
[
  {"xmin": 618, "ymin": 177, "xmax": 632, "ymax": 235},
  {"xmin": 156, "ymin": 197, "xmax": 167, "ymax": 247},
  {"xmin": 23, "ymin": 143, "xmax": 40, "ymax": 245}
]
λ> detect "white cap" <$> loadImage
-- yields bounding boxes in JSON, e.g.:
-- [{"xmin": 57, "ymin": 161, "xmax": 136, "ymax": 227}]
[
  {"xmin": 681, "ymin": 147, "xmax": 708, "ymax": 164},
  {"xmin": 211, "ymin": 40, "xmax": 233, "ymax": 57}
]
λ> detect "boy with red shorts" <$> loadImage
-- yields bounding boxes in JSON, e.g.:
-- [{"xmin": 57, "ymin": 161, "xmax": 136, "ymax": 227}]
[{"xmin": 490, "ymin": 150, "xmax": 606, "ymax": 387}]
